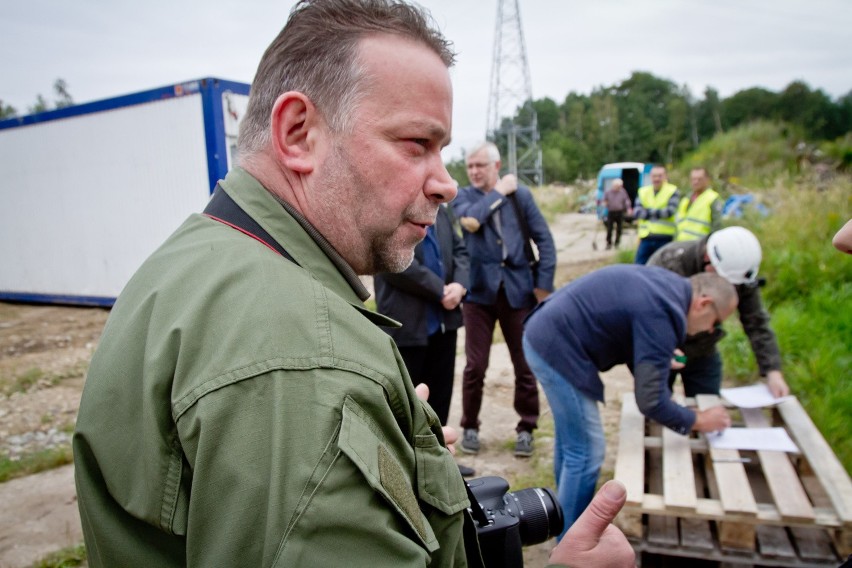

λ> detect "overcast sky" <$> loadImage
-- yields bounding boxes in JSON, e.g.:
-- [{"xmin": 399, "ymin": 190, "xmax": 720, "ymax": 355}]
[{"xmin": 3, "ymin": 0, "xmax": 850, "ymax": 161}]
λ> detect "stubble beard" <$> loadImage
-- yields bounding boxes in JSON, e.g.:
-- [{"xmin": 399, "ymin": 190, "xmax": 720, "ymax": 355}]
[{"xmin": 314, "ymin": 143, "xmax": 435, "ymax": 275}]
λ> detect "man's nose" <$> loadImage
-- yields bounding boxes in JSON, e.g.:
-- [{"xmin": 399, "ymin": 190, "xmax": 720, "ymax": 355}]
[{"xmin": 426, "ymin": 159, "xmax": 458, "ymax": 204}]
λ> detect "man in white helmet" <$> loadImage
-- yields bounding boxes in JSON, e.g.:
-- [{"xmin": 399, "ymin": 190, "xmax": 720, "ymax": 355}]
[{"xmin": 648, "ymin": 226, "xmax": 790, "ymax": 398}]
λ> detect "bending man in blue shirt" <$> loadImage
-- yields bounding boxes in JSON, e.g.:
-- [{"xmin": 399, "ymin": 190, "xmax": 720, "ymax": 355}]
[{"xmin": 523, "ymin": 265, "xmax": 735, "ymax": 534}]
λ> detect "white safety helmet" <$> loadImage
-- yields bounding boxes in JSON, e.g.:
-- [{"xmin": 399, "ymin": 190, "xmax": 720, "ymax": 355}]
[{"xmin": 706, "ymin": 227, "xmax": 762, "ymax": 285}]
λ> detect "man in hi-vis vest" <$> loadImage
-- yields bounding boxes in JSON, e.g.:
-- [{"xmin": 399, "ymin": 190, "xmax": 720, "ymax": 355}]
[
  {"xmin": 675, "ymin": 167, "xmax": 722, "ymax": 241},
  {"xmin": 632, "ymin": 165, "xmax": 681, "ymax": 264}
]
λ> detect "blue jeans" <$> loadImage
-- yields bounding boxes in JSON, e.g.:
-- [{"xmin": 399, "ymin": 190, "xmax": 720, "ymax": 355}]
[
  {"xmin": 523, "ymin": 337, "xmax": 606, "ymax": 538},
  {"xmin": 669, "ymin": 350, "xmax": 723, "ymax": 396},
  {"xmin": 634, "ymin": 234, "xmax": 673, "ymax": 265}
]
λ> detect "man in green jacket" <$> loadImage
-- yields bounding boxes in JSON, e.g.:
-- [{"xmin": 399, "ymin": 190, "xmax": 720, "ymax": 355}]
[
  {"xmin": 73, "ymin": 1, "xmax": 634, "ymax": 567},
  {"xmin": 648, "ymin": 226, "xmax": 790, "ymax": 399}
]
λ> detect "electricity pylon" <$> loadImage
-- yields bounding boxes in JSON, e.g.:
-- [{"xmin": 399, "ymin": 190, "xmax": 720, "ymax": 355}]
[{"xmin": 486, "ymin": 0, "xmax": 542, "ymax": 186}]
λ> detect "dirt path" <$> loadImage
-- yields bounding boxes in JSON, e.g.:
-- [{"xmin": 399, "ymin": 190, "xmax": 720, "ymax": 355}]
[{"xmin": 0, "ymin": 212, "xmax": 637, "ymax": 567}]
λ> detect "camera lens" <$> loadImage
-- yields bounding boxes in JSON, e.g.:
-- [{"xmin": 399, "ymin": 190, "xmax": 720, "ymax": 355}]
[{"xmin": 508, "ymin": 487, "xmax": 564, "ymax": 545}]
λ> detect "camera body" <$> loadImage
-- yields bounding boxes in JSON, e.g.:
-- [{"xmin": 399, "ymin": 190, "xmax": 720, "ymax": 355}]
[{"xmin": 466, "ymin": 476, "xmax": 563, "ymax": 568}]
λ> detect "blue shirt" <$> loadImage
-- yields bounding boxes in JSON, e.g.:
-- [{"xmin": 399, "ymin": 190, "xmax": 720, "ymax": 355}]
[
  {"xmin": 524, "ymin": 264, "xmax": 696, "ymax": 434},
  {"xmin": 452, "ymin": 185, "xmax": 556, "ymax": 309}
]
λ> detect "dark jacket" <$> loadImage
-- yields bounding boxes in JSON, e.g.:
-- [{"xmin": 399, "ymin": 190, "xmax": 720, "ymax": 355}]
[
  {"xmin": 524, "ymin": 265, "xmax": 696, "ymax": 434},
  {"xmin": 647, "ymin": 236, "xmax": 782, "ymax": 375},
  {"xmin": 452, "ymin": 185, "xmax": 556, "ymax": 309},
  {"xmin": 374, "ymin": 205, "xmax": 470, "ymax": 347}
]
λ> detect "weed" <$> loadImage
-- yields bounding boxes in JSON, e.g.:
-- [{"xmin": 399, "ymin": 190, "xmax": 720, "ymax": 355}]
[
  {"xmin": 31, "ymin": 542, "xmax": 86, "ymax": 568},
  {"xmin": 1, "ymin": 361, "xmax": 89, "ymax": 397},
  {"xmin": 0, "ymin": 446, "xmax": 73, "ymax": 484},
  {"xmin": 5, "ymin": 367, "xmax": 45, "ymax": 395}
]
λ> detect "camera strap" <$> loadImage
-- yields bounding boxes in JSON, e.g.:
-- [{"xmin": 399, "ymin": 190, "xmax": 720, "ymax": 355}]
[
  {"xmin": 507, "ymin": 193, "xmax": 539, "ymax": 271},
  {"xmin": 203, "ymin": 184, "xmax": 298, "ymax": 265}
]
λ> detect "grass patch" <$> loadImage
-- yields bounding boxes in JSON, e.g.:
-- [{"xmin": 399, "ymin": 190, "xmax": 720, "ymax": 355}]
[
  {"xmin": 505, "ymin": 416, "xmax": 556, "ymax": 491},
  {"xmin": 717, "ymin": 175, "xmax": 851, "ymax": 470},
  {"xmin": 1, "ymin": 361, "xmax": 89, "ymax": 396},
  {"xmin": 31, "ymin": 542, "xmax": 86, "ymax": 568},
  {"xmin": 3, "ymin": 367, "xmax": 46, "ymax": 396},
  {"xmin": 0, "ymin": 446, "xmax": 73, "ymax": 484}
]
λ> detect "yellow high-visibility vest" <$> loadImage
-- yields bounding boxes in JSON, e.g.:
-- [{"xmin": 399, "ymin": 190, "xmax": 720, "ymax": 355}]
[
  {"xmin": 637, "ymin": 182, "xmax": 678, "ymax": 238},
  {"xmin": 675, "ymin": 189, "xmax": 720, "ymax": 241}
]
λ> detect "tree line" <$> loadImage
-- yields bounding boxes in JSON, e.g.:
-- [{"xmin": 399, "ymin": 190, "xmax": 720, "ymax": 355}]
[
  {"xmin": 450, "ymin": 72, "xmax": 851, "ymax": 185},
  {"xmin": 6, "ymin": 74, "xmax": 850, "ymax": 187},
  {"xmin": 0, "ymin": 79, "xmax": 74, "ymax": 119}
]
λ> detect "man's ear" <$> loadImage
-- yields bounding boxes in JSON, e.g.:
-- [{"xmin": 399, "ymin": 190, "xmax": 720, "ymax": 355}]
[
  {"xmin": 269, "ymin": 91, "xmax": 323, "ymax": 174},
  {"xmin": 697, "ymin": 295, "xmax": 715, "ymax": 312}
]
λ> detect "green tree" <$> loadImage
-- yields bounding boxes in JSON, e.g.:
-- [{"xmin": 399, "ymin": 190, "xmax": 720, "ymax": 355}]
[
  {"xmin": 532, "ymin": 97, "xmax": 560, "ymax": 138},
  {"xmin": 694, "ymin": 87, "xmax": 724, "ymax": 143},
  {"xmin": 25, "ymin": 78, "xmax": 74, "ymax": 114},
  {"xmin": 445, "ymin": 158, "xmax": 467, "ymax": 187},
  {"xmin": 29, "ymin": 94, "xmax": 50, "ymax": 114},
  {"xmin": 721, "ymin": 87, "xmax": 778, "ymax": 128},
  {"xmin": 775, "ymin": 81, "xmax": 840, "ymax": 140},
  {"xmin": 0, "ymin": 100, "xmax": 16, "ymax": 119},
  {"xmin": 53, "ymin": 78, "xmax": 74, "ymax": 109}
]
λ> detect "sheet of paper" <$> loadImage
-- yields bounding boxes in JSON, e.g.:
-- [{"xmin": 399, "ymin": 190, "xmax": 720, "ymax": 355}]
[
  {"xmin": 720, "ymin": 384, "xmax": 793, "ymax": 408},
  {"xmin": 707, "ymin": 427, "xmax": 799, "ymax": 453}
]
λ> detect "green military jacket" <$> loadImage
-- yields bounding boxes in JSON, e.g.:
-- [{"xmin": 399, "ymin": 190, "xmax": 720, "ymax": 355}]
[{"xmin": 74, "ymin": 168, "xmax": 471, "ymax": 567}]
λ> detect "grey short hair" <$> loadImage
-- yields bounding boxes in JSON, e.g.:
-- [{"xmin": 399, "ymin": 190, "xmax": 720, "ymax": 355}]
[
  {"xmin": 238, "ymin": 0, "xmax": 455, "ymax": 158},
  {"xmin": 466, "ymin": 141, "xmax": 501, "ymax": 163},
  {"xmin": 690, "ymin": 272, "xmax": 737, "ymax": 308}
]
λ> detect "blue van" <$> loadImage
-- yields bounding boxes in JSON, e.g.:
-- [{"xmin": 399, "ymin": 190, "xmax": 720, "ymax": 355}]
[{"xmin": 595, "ymin": 162, "xmax": 653, "ymax": 219}]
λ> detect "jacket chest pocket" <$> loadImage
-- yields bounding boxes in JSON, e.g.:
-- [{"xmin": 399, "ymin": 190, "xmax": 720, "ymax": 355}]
[{"xmin": 337, "ymin": 397, "xmax": 469, "ymax": 553}]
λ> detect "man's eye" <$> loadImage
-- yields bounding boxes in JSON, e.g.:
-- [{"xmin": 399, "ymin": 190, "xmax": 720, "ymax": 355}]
[{"xmin": 411, "ymin": 138, "xmax": 429, "ymax": 147}]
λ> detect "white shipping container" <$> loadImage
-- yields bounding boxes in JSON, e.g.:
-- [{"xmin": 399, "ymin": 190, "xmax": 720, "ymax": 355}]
[{"xmin": 0, "ymin": 78, "xmax": 250, "ymax": 305}]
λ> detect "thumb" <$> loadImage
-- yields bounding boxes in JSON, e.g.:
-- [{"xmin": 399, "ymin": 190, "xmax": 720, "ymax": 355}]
[{"xmin": 566, "ymin": 480, "xmax": 626, "ymax": 542}]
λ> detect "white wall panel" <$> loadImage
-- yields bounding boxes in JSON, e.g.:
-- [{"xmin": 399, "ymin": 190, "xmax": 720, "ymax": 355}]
[{"xmin": 0, "ymin": 95, "xmax": 211, "ymax": 299}]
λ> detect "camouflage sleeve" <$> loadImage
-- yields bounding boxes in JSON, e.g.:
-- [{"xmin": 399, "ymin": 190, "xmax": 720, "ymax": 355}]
[
  {"xmin": 646, "ymin": 245, "xmax": 690, "ymax": 277},
  {"xmin": 710, "ymin": 198, "xmax": 723, "ymax": 233},
  {"xmin": 737, "ymin": 285, "xmax": 783, "ymax": 374}
]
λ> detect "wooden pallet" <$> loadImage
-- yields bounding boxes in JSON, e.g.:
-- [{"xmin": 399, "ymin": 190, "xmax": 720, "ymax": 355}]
[{"xmin": 614, "ymin": 392, "xmax": 852, "ymax": 566}]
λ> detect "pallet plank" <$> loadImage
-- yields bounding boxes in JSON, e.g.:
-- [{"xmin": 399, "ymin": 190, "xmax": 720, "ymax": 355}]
[
  {"xmin": 662, "ymin": 427, "xmax": 697, "ymax": 512},
  {"xmin": 627, "ymin": 494, "xmax": 842, "ymax": 527},
  {"xmin": 702, "ymin": 446, "xmax": 757, "ymax": 551},
  {"xmin": 790, "ymin": 526, "xmax": 839, "ymax": 561},
  {"xmin": 756, "ymin": 525, "xmax": 796, "ymax": 558},
  {"xmin": 647, "ymin": 446, "xmax": 679, "ymax": 546},
  {"xmin": 741, "ymin": 407, "xmax": 816, "ymax": 523},
  {"xmin": 696, "ymin": 394, "xmax": 758, "ymax": 517},
  {"xmin": 615, "ymin": 392, "xmax": 646, "ymax": 506},
  {"xmin": 679, "ymin": 516, "xmax": 714, "ymax": 551},
  {"xmin": 776, "ymin": 398, "xmax": 852, "ymax": 527}
]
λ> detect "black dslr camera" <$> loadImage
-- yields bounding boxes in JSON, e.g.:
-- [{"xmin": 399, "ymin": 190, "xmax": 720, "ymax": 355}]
[{"xmin": 465, "ymin": 476, "xmax": 564, "ymax": 568}]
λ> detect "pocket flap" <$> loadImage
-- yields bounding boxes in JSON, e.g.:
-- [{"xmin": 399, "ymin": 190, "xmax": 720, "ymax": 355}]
[
  {"xmin": 414, "ymin": 433, "xmax": 470, "ymax": 515},
  {"xmin": 338, "ymin": 397, "xmax": 438, "ymax": 552}
]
